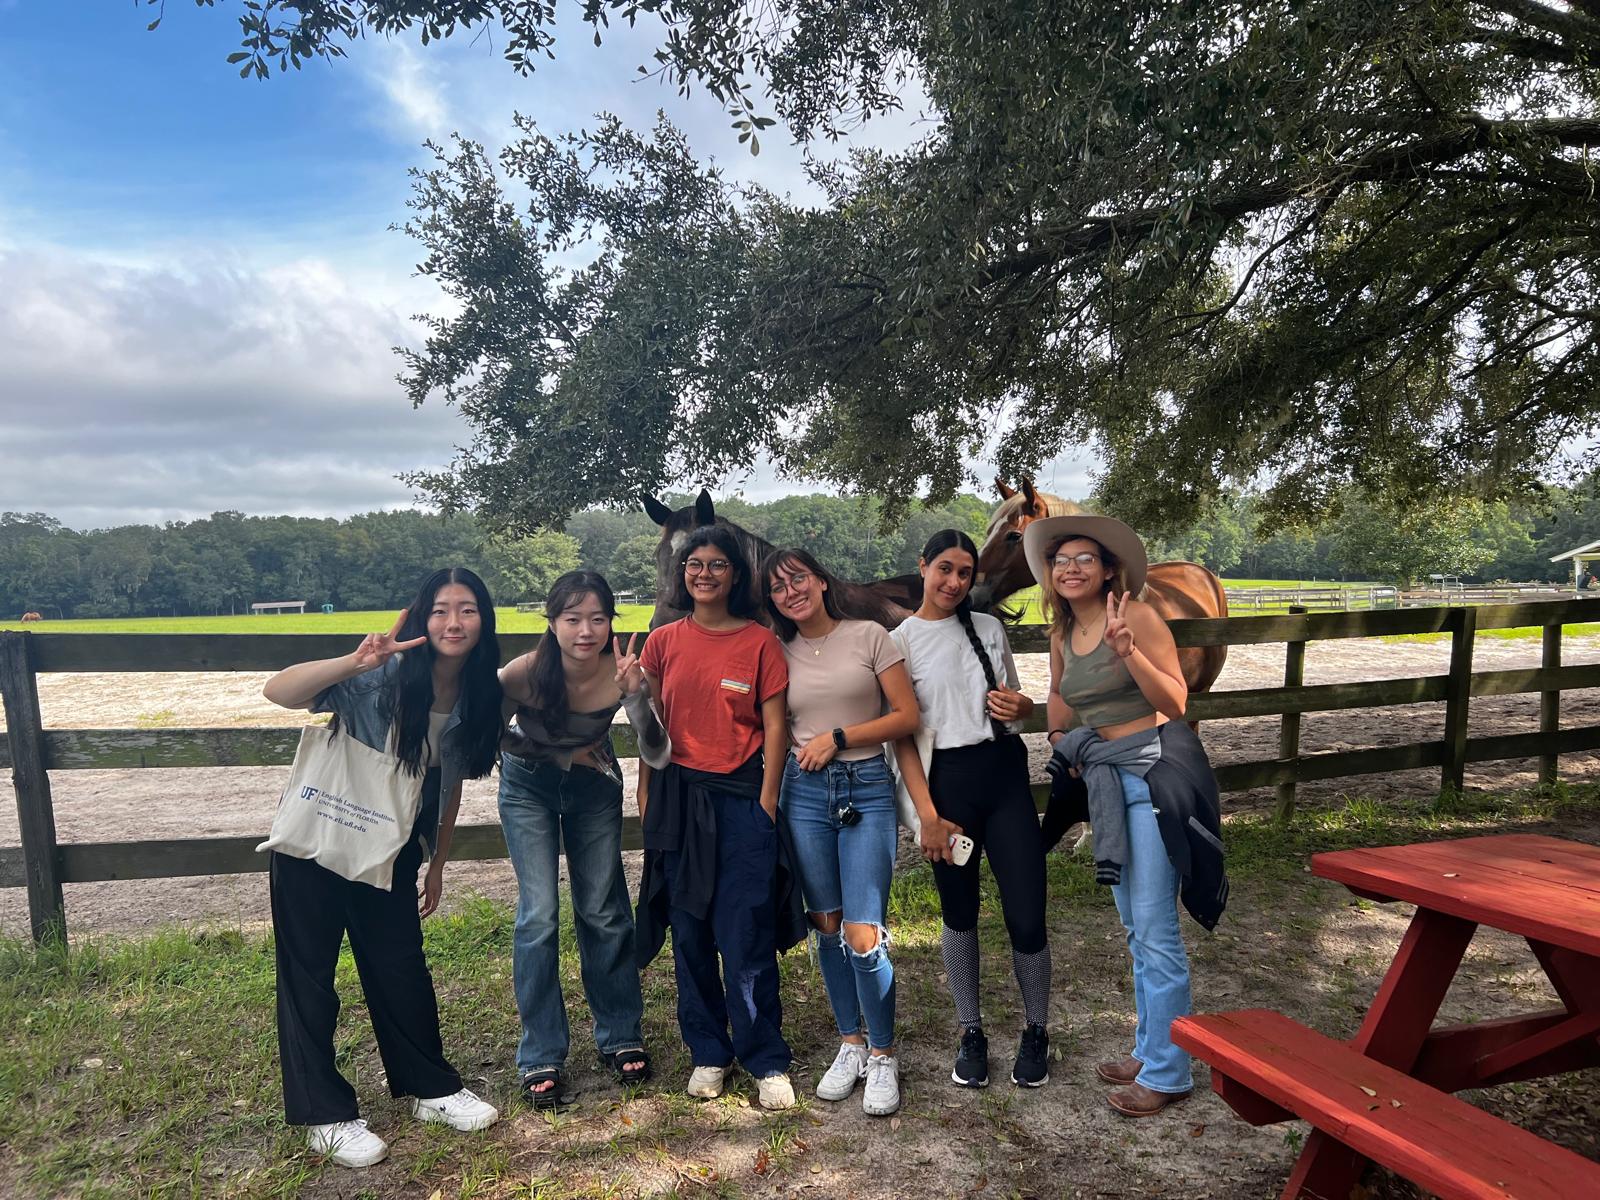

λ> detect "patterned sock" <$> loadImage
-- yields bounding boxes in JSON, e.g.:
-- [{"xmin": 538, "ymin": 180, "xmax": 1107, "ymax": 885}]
[
  {"xmin": 1012, "ymin": 945, "xmax": 1052, "ymax": 1028},
  {"xmin": 940, "ymin": 924, "xmax": 982, "ymax": 1029}
]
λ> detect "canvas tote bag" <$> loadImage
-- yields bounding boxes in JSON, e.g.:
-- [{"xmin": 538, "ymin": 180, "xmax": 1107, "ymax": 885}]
[{"xmin": 256, "ymin": 723, "xmax": 425, "ymax": 890}]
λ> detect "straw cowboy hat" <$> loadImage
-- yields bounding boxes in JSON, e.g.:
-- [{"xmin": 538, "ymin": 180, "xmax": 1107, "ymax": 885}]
[{"xmin": 1022, "ymin": 514, "xmax": 1149, "ymax": 596}]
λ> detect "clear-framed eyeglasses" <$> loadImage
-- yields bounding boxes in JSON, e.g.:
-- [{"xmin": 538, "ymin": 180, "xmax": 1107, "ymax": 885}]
[
  {"xmin": 684, "ymin": 558, "xmax": 732, "ymax": 577},
  {"xmin": 1052, "ymin": 552, "xmax": 1102, "ymax": 571},
  {"xmin": 768, "ymin": 571, "xmax": 815, "ymax": 598}
]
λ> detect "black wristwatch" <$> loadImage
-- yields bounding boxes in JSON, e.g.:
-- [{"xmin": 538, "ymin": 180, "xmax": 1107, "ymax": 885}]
[{"xmin": 832, "ymin": 727, "xmax": 848, "ymax": 751}]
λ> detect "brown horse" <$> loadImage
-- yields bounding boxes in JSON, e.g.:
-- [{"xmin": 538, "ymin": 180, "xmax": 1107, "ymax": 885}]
[
  {"xmin": 20, "ymin": 611, "xmax": 43, "ymax": 622},
  {"xmin": 643, "ymin": 491, "xmax": 920, "ymax": 630},
  {"xmin": 974, "ymin": 478, "xmax": 1229, "ymax": 696}
]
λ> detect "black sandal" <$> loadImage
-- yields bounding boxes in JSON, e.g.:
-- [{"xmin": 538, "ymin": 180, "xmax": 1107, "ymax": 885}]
[
  {"xmin": 599, "ymin": 1047, "xmax": 652, "ymax": 1086},
  {"xmin": 520, "ymin": 1068, "xmax": 574, "ymax": 1110}
]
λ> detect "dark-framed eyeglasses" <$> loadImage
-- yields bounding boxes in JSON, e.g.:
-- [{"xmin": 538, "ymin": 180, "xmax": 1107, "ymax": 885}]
[
  {"xmin": 684, "ymin": 558, "xmax": 732, "ymax": 577},
  {"xmin": 768, "ymin": 571, "xmax": 815, "ymax": 598},
  {"xmin": 1052, "ymin": 552, "xmax": 1102, "ymax": 571}
]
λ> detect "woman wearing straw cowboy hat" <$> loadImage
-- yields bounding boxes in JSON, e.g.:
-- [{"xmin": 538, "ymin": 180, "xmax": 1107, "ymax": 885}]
[{"xmin": 1023, "ymin": 513, "xmax": 1228, "ymax": 1118}]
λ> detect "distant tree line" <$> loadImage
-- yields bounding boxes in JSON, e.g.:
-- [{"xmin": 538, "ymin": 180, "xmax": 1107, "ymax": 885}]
[
  {"xmin": 4, "ymin": 479, "xmax": 1597, "ymax": 619},
  {"xmin": 0, "ymin": 493, "xmax": 989, "ymax": 619},
  {"xmin": 1147, "ymin": 478, "xmax": 1600, "ymax": 587}
]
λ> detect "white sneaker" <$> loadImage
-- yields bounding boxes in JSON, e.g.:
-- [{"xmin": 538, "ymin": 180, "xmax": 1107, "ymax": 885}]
[
  {"xmin": 686, "ymin": 1065, "xmax": 727, "ymax": 1099},
  {"xmin": 757, "ymin": 1072, "xmax": 796, "ymax": 1111},
  {"xmin": 816, "ymin": 1041, "xmax": 869, "ymax": 1101},
  {"xmin": 306, "ymin": 1119, "xmax": 388, "ymax": 1168},
  {"xmin": 411, "ymin": 1087, "xmax": 499, "ymax": 1132},
  {"xmin": 862, "ymin": 1053, "xmax": 901, "ymax": 1116}
]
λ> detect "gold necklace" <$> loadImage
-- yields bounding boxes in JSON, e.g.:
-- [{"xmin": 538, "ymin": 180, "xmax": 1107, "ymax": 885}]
[
  {"xmin": 799, "ymin": 621, "xmax": 839, "ymax": 657},
  {"xmin": 1073, "ymin": 614, "xmax": 1106, "ymax": 645}
]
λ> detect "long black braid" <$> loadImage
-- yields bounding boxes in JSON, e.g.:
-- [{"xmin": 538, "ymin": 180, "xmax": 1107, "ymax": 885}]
[{"xmin": 922, "ymin": 529, "xmax": 1010, "ymax": 741}]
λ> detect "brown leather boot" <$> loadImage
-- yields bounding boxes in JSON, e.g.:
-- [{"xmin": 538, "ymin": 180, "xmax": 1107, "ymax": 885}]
[
  {"xmin": 1107, "ymin": 1081, "xmax": 1192, "ymax": 1118},
  {"xmin": 1094, "ymin": 1055, "xmax": 1141, "ymax": 1085}
]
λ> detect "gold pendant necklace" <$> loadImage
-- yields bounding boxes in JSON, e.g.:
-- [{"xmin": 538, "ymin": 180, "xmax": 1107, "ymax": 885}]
[{"xmin": 800, "ymin": 623, "xmax": 838, "ymax": 657}]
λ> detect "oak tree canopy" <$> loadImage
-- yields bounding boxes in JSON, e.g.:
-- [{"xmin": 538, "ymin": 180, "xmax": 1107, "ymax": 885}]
[{"xmin": 187, "ymin": 0, "xmax": 1600, "ymax": 532}]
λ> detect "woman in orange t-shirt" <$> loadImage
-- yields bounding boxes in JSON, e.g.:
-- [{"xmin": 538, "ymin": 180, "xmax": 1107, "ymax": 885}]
[{"xmin": 638, "ymin": 524, "xmax": 795, "ymax": 1109}]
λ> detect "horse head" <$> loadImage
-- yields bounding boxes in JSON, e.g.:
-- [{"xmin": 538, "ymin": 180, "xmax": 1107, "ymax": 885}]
[
  {"xmin": 641, "ymin": 489, "xmax": 769, "ymax": 629},
  {"xmin": 972, "ymin": 477, "xmax": 1081, "ymax": 611}
]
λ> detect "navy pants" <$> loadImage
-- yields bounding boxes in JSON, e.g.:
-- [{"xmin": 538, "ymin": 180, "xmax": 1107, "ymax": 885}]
[{"xmin": 661, "ymin": 788, "xmax": 792, "ymax": 1077}]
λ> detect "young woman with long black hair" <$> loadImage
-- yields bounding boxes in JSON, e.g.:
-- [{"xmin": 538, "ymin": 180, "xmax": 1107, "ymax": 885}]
[
  {"xmin": 262, "ymin": 567, "xmax": 503, "ymax": 1168},
  {"xmin": 636, "ymin": 525, "xmax": 797, "ymax": 1110},
  {"xmin": 1026, "ymin": 515, "xmax": 1226, "ymax": 1118},
  {"xmin": 496, "ymin": 570, "xmax": 669, "ymax": 1108},
  {"xmin": 892, "ymin": 530, "xmax": 1052, "ymax": 1090},
  {"xmin": 764, "ymin": 547, "xmax": 920, "ymax": 1116}
]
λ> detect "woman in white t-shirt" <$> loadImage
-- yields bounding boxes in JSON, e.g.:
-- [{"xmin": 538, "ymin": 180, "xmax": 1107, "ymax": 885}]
[
  {"xmin": 764, "ymin": 548, "xmax": 920, "ymax": 1117},
  {"xmin": 892, "ymin": 529, "xmax": 1051, "ymax": 1091}
]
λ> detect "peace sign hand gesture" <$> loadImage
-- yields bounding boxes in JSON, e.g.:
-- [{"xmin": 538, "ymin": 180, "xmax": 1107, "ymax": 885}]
[
  {"xmin": 613, "ymin": 633, "xmax": 644, "ymax": 696},
  {"xmin": 1104, "ymin": 591, "xmax": 1136, "ymax": 659},
  {"xmin": 352, "ymin": 609, "xmax": 427, "ymax": 672}
]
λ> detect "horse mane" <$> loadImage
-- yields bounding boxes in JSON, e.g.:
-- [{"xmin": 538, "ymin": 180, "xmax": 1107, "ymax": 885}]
[
  {"xmin": 984, "ymin": 493, "xmax": 1032, "ymax": 538},
  {"xmin": 983, "ymin": 489, "xmax": 1083, "ymax": 539}
]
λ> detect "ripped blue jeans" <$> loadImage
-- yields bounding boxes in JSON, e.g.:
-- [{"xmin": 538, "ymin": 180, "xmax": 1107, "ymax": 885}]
[{"xmin": 780, "ymin": 753, "xmax": 897, "ymax": 1050}]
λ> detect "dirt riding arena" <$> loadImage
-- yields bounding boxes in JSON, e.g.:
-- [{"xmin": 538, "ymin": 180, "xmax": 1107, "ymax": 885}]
[{"xmin": 3, "ymin": 635, "xmax": 1598, "ymax": 938}]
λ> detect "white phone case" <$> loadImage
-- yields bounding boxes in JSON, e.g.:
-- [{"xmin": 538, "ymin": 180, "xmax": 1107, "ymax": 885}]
[{"xmin": 950, "ymin": 834, "xmax": 975, "ymax": 866}]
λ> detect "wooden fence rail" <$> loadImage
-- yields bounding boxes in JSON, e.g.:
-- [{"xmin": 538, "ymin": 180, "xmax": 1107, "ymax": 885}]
[{"xmin": 5, "ymin": 599, "xmax": 1599, "ymax": 942}]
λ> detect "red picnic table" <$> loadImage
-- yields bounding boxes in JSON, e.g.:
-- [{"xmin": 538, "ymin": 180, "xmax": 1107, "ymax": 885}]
[{"xmin": 1174, "ymin": 834, "xmax": 1600, "ymax": 1200}]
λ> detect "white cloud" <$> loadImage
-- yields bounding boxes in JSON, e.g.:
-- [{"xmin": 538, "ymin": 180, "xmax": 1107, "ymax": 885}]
[{"xmin": 0, "ymin": 246, "xmax": 461, "ymax": 529}]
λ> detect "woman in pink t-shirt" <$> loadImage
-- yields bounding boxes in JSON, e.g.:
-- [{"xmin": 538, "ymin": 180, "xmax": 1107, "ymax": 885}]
[{"xmin": 765, "ymin": 547, "xmax": 920, "ymax": 1117}]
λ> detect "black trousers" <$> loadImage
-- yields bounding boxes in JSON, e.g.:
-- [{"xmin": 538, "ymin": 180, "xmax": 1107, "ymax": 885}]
[
  {"xmin": 927, "ymin": 735, "xmax": 1049, "ymax": 955},
  {"xmin": 270, "ymin": 837, "xmax": 462, "ymax": 1125}
]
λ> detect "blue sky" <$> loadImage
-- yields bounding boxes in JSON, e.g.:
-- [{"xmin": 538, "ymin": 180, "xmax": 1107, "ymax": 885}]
[{"xmin": 0, "ymin": 2, "xmax": 1088, "ymax": 529}]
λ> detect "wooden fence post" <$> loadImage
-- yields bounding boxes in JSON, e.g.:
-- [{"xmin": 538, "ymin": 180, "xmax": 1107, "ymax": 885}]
[
  {"xmin": 0, "ymin": 632, "xmax": 65, "ymax": 943},
  {"xmin": 1441, "ymin": 606, "xmax": 1478, "ymax": 795},
  {"xmin": 1275, "ymin": 606, "xmax": 1309, "ymax": 822},
  {"xmin": 1540, "ymin": 621, "xmax": 1561, "ymax": 786}
]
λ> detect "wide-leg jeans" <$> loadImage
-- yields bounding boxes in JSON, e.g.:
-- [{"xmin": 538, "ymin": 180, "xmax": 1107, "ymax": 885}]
[
  {"xmin": 498, "ymin": 752, "xmax": 644, "ymax": 1075},
  {"xmin": 1109, "ymin": 768, "xmax": 1193, "ymax": 1094}
]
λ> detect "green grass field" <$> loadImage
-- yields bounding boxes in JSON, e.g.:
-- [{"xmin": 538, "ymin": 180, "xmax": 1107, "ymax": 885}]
[{"xmin": 0, "ymin": 606, "xmax": 659, "ymax": 636}]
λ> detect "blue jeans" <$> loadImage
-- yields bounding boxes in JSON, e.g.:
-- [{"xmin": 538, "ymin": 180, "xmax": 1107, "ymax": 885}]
[
  {"xmin": 1110, "ymin": 769, "xmax": 1193, "ymax": 1093},
  {"xmin": 498, "ymin": 753, "xmax": 644, "ymax": 1074},
  {"xmin": 661, "ymin": 787, "xmax": 792, "ymax": 1077},
  {"xmin": 780, "ymin": 753, "xmax": 897, "ymax": 1051}
]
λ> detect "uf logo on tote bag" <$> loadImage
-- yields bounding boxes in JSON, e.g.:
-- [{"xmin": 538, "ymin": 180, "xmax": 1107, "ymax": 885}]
[{"xmin": 257, "ymin": 724, "xmax": 425, "ymax": 890}]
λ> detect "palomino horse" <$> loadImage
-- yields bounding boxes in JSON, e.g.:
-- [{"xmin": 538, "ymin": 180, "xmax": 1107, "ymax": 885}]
[
  {"xmin": 974, "ymin": 478, "xmax": 1229, "ymax": 696},
  {"xmin": 643, "ymin": 491, "xmax": 921, "ymax": 630}
]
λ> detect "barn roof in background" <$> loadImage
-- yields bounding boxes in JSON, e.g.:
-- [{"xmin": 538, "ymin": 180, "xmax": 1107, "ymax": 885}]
[{"xmin": 1550, "ymin": 538, "xmax": 1600, "ymax": 562}]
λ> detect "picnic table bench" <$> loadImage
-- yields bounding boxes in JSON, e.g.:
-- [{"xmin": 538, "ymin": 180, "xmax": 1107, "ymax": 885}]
[{"xmin": 1173, "ymin": 834, "xmax": 1600, "ymax": 1200}]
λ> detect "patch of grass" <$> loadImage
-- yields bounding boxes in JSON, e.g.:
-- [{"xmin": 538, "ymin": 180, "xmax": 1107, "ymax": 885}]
[
  {"xmin": 3, "ymin": 781, "xmax": 1596, "ymax": 1197},
  {"xmin": 1384, "ymin": 622, "xmax": 1600, "ymax": 643},
  {"xmin": 0, "ymin": 605, "xmax": 658, "ymax": 636}
]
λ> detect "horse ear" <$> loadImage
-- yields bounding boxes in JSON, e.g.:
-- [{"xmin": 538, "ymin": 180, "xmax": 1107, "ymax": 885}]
[
  {"xmin": 995, "ymin": 476, "xmax": 1016, "ymax": 501},
  {"xmin": 694, "ymin": 489, "xmax": 715, "ymax": 527},
  {"xmin": 1021, "ymin": 477, "xmax": 1040, "ymax": 513},
  {"xmin": 643, "ymin": 495, "xmax": 673, "ymax": 526}
]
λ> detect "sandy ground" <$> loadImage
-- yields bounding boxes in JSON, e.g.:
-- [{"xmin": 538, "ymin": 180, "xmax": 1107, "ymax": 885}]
[{"xmin": 3, "ymin": 634, "xmax": 1597, "ymax": 938}]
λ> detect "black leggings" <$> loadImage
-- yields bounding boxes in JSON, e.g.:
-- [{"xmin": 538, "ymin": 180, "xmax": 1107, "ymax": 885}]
[{"xmin": 928, "ymin": 736, "xmax": 1048, "ymax": 955}]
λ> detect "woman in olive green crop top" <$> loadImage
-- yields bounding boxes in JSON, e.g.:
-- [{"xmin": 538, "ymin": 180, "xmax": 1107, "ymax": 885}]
[{"xmin": 1025, "ymin": 513, "xmax": 1204, "ymax": 1120}]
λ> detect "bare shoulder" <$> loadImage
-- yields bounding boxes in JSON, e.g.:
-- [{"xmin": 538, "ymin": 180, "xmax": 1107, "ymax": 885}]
[
  {"xmin": 499, "ymin": 648, "xmax": 538, "ymax": 700},
  {"xmin": 1125, "ymin": 597, "xmax": 1166, "ymax": 626}
]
